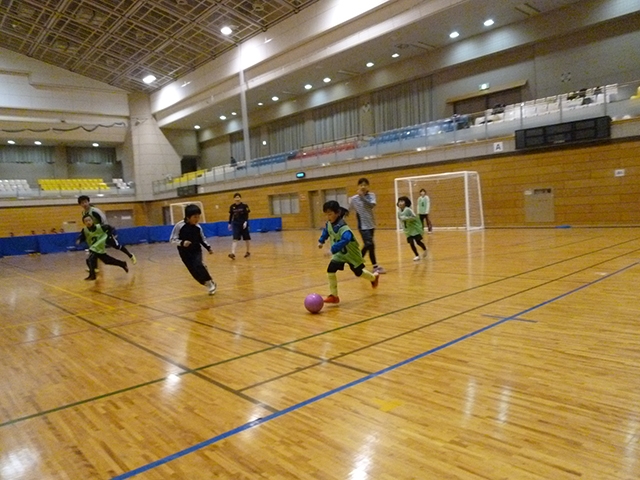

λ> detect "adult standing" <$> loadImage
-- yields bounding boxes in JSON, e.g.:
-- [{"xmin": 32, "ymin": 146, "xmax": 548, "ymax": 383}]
[
  {"xmin": 228, "ymin": 192, "xmax": 251, "ymax": 259},
  {"xmin": 349, "ymin": 177, "xmax": 385, "ymax": 274}
]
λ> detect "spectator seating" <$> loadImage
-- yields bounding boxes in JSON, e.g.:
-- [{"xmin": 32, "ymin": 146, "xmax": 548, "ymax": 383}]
[
  {"xmin": 0, "ymin": 179, "xmax": 32, "ymax": 196},
  {"xmin": 38, "ymin": 178, "xmax": 110, "ymax": 191}
]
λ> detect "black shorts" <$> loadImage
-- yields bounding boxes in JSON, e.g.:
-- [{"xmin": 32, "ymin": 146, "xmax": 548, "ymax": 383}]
[
  {"xmin": 327, "ymin": 260, "xmax": 365, "ymax": 276},
  {"xmin": 232, "ymin": 223, "xmax": 251, "ymax": 241},
  {"xmin": 407, "ymin": 233, "xmax": 423, "ymax": 243}
]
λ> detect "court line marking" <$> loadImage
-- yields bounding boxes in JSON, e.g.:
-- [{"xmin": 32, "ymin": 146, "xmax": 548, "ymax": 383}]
[
  {"xmin": 111, "ymin": 261, "xmax": 638, "ymax": 479},
  {"xmin": 2, "ymin": 246, "xmax": 637, "ymax": 429}
]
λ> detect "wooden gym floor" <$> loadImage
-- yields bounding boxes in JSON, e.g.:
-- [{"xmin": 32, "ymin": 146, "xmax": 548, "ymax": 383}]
[{"xmin": 0, "ymin": 227, "xmax": 639, "ymax": 479}]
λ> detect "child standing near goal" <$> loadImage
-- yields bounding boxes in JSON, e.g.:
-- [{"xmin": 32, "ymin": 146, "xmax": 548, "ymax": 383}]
[
  {"xmin": 417, "ymin": 188, "xmax": 433, "ymax": 233},
  {"xmin": 397, "ymin": 196, "xmax": 428, "ymax": 261},
  {"xmin": 170, "ymin": 204, "xmax": 217, "ymax": 295},
  {"xmin": 317, "ymin": 200, "xmax": 379, "ymax": 304}
]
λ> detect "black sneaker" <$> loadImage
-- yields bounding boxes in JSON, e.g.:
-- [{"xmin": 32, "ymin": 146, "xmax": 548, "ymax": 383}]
[
  {"xmin": 244, "ymin": 252, "xmax": 251, "ymax": 258},
  {"xmin": 228, "ymin": 253, "xmax": 236, "ymax": 260}
]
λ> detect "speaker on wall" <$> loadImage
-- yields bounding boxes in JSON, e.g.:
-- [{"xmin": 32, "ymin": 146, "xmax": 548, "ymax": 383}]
[
  {"xmin": 180, "ymin": 156, "xmax": 198, "ymax": 174},
  {"xmin": 515, "ymin": 116, "xmax": 611, "ymax": 150}
]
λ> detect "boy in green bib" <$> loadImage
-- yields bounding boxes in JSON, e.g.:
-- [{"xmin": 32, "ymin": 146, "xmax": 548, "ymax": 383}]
[
  {"xmin": 76, "ymin": 214, "xmax": 129, "ymax": 280},
  {"xmin": 397, "ymin": 196, "xmax": 428, "ymax": 261},
  {"xmin": 317, "ymin": 201, "xmax": 379, "ymax": 304}
]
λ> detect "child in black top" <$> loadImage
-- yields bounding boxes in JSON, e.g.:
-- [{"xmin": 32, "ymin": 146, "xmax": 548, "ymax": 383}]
[
  {"xmin": 170, "ymin": 204, "xmax": 216, "ymax": 295},
  {"xmin": 227, "ymin": 192, "xmax": 251, "ymax": 259}
]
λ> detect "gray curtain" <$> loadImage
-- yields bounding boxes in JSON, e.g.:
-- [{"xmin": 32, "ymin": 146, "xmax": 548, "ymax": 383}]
[
  {"xmin": 67, "ymin": 147, "xmax": 116, "ymax": 164},
  {"xmin": 372, "ymin": 77, "xmax": 431, "ymax": 132},
  {"xmin": 313, "ymin": 98, "xmax": 360, "ymax": 144},
  {"xmin": 0, "ymin": 146, "xmax": 54, "ymax": 164},
  {"xmin": 267, "ymin": 113, "xmax": 305, "ymax": 153}
]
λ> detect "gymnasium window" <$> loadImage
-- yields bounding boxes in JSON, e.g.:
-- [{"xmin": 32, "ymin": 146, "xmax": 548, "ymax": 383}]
[{"xmin": 270, "ymin": 193, "xmax": 299, "ymax": 215}]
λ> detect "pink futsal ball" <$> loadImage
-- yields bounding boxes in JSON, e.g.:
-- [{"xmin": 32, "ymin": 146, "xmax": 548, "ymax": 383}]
[{"xmin": 304, "ymin": 293, "xmax": 324, "ymax": 314}]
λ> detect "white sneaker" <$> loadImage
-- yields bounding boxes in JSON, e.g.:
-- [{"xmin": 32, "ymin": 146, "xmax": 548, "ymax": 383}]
[
  {"xmin": 413, "ymin": 256, "xmax": 420, "ymax": 262},
  {"xmin": 373, "ymin": 266, "xmax": 386, "ymax": 274},
  {"xmin": 422, "ymin": 250, "xmax": 428, "ymax": 258},
  {"xmin": 207, "ymin": 281, "xmax": 217, "ymax": 295}
]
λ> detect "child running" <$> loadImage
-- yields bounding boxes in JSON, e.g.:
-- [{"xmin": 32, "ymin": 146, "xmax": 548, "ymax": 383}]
[
  {"xmin": 78, "ymin": 195, "xmax": 136, "ymax": 264},
  {"xmin": 76, "ymin": 214, "xmax": 129, "ymax": 280},
  {"xmin": 397, "ymin": 196, "xmax": 428, "ymax": 261},
  {"xmin": 170, "ymin": 204, "xmax": 217, "ymax": 295},
  {"xmin": 317, "ymin": 200, "xmax": 379, "ymax": 304}
]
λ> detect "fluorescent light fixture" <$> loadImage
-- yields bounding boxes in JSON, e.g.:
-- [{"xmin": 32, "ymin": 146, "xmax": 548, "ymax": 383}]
[
  {"xmin": 449, "ymin": 31, "xmax": 459, "ymax": 39},
  {"xmin": 391, "ymin": 53, "xmax": 399, "ymax": 58},
  {"xmin": 34, "ymin": 141, "xmax": 42, "ymax": 145},
  {"xmin": 304, "ymin": 84, "xmax": 312, "ymax": 90},
  {"xmin": 221, "ymin": 26, "xmax": 232, "ymax": 35},
  {"xmin": 194, "ymin": 125, "xmax": 201, "ymax": 129},
  {"xmin": 142, "ymin": 74, "xmax": 156, "ymax": 84},
  {"xmin": 220, "ymin": 115, "xmax": 227, "ymax": 120},
  {"xmin": 181, "ymin": 81, "xmax": 191, "ymax": 87},
  {"xmin": 271, "ymin": 96, "xmax": 279, "ymax": 101},
  {"xmin": 92, "ymin": 143, "xmax": 99, "ymax": 147},
  {"xmin": 366, "ymin": 62, "xmax": 374, "ymax": 68},
  {"xmin": 484, "ymin": 19, "xmax": 494, "ymax": 26},
  {"xmin": 323, "ymin": 77, "xmax": 331, "ymax": 83},
  {"xmin": 7, "ymin": 140, "xmax": 15, "ymax": 144}
]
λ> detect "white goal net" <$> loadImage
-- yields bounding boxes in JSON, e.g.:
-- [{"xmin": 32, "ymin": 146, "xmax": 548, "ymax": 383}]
[
  {"xmin": 170, "ymin": 201, "xmax": 206, "ymax": 224},
  {"xmin": 394, "ymin": 171, "xmax": 484, "ymax": 231}
]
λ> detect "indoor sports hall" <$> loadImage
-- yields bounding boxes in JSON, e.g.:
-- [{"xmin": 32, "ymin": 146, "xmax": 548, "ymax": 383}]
[{"xmin": 1, "ymin": 1, "xmax": 640, "ymax": 479}]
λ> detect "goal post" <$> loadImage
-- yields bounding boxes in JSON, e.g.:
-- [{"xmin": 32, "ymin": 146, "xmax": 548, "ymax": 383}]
[
  {"xmin": 169, "ymin": 201, "xmax": 206, "ymax": 224},
  {"xmin": 394, "ymin": 171, "xmax": 484, "ymax": 231}
]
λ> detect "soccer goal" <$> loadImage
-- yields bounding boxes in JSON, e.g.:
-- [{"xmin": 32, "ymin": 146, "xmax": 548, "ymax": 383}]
[
  {"xmin": 394, "ymin": 171, "xmax": 484, "ymax": 231},
  {"xmin": 169, "ymin": 201, "xmax": 206, "ymax": 224}
]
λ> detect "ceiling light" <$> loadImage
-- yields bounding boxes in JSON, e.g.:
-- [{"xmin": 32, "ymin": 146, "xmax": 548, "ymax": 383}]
[
  {"xmin": 181, "ymin": 81, "xmax": 191, "ymax": 87},
  {"xmin": 262, "ymin": 140, "xmax": 267, "ymax": 145},
  {"xmin": 194, "ymin": 125, "xmax": 201, "ymax": 129},
  {"xmin": 366, "ymin": 62, "xmax": 374, "ymax": 68},
  {"xmin": 221, "ymin": 26, "xmax": 232, "ymax": 36},
  {"xmin": 391, "ymin": 53, "xmax": 399, "ymax": 58},
  {"xmin": 449, "ymin": 31, "xmax": 459, "ymax": 39},
  {"xmin": 323, "ymin": 77, "xmax": 331, "ymax": 83},
  {"xmin": 304, "ymin": 84, "xmax": 312, "ymax": 90},
  {"xmin": 258, "ymin": 102, "xmax": 264, "ymax": 106},
  {"xmin": 142, "ymin": 74, "xmax": 156, "ymax": 84},
  {"xmin": 484, "ymin": 19, "xmax": 494, "ymax": 27},
  {"xmin": 92, "ymin": 143, "xmax": 99, "ymax": 147},
  {"xmin": 231, "ymin": 112, "xmax": 237, "ymax": 116},
  {"xmin": 220, "ymin": 115, "xmax": 227, "ymax": 120},
  {"xmin": 34, "ymin": 141, "xmax": 42, "ymax": 145},
  {"xmin": 271, "ymin": 96, "xmax": 279, "ymax": 101},
  {"xmin": 7, "ymin": 140, "xmax": 15, "ymax": 144}
]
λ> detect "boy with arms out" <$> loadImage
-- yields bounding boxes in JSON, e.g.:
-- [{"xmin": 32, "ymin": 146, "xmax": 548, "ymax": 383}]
[
  {"xmin": 170, "ymin": 204, "xmax": 217, "ymax": 295},
  {"xmin": 317, "ymin": 201, "xmax": 379, "ymax": 304}
]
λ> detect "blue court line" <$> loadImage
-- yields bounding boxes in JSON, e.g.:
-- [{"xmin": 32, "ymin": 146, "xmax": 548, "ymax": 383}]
[
  {"xmin": 112, "ymin": 261, "xmax": 637, "ymax": 479},
  {"xmin": 482, "ymin": 314, "xmax": 538, "ymax": 323}
]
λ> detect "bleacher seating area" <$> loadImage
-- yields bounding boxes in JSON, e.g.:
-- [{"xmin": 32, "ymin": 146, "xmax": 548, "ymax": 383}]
[
  {"xmin": 0, "ymin": 179, "xmax": 32, "ymax": 196},
  {"xmin": 38, "ymin": 178, "xmax": 110, "ymax": 191}
]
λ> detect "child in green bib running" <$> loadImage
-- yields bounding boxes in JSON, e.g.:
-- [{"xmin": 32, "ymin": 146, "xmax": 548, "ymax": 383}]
[
  {"xmin": 76, "ymin": 214, "xmax": 129, "ymax": 280},
  {"xmin": 317, "ymin": 200, "xmax": 379, "ymax": 305},
  {"xmin": 397, "ymin": 196, "xmax": 428, "ymax": 261}
]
